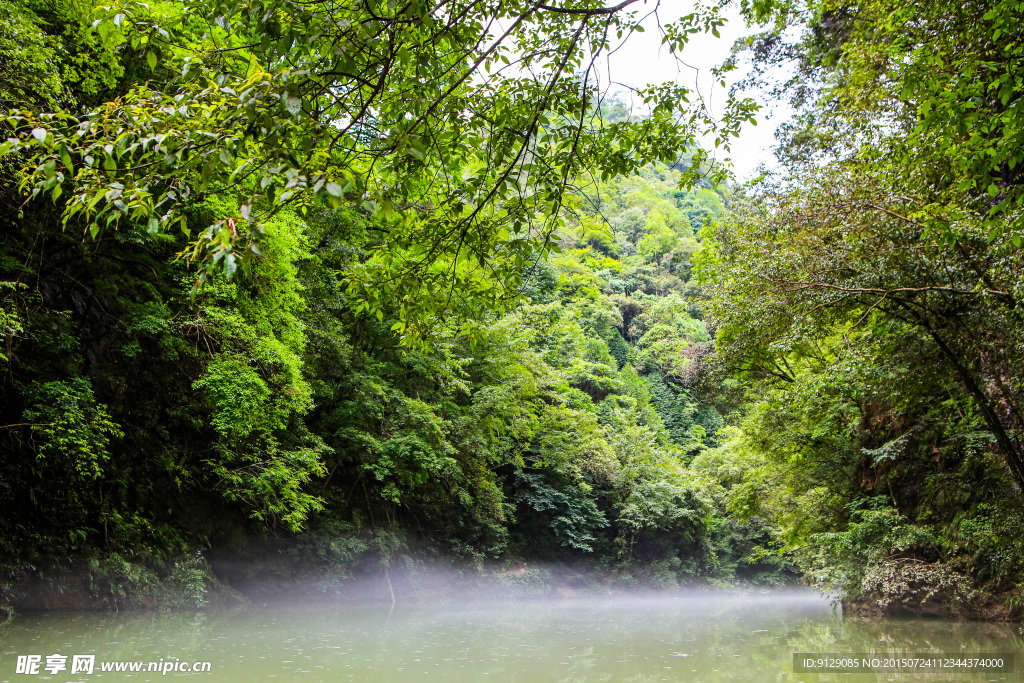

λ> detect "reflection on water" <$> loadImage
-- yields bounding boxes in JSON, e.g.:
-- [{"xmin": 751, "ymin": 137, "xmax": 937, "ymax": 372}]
[{"xmin": 1, "ymin": 591, "xmax": 1021, "ymax": 682}]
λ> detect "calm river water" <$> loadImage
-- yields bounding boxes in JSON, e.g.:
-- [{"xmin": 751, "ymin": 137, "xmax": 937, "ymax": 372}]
[{"xmin": 1, "ymin": 591, "xmax": 1021, "ymax": 682}]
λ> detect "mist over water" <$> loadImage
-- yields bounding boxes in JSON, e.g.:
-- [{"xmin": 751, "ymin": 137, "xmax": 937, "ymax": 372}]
[{"xmin": 2, "ymin": 584, "xmax": 1022, "ymax": 682}]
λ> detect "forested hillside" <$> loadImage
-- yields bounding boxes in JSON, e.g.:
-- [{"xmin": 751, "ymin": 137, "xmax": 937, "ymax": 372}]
[
  {"xmin": 0, "ymin": 119, "xmax": 785, "ymax": 605},
  {"xmin": 0, "ymin": 0, "xmax": 777, "ymax": 608},
  {"xmin": 2, "ymin": 0, "xmax": 1023, "ymax": 620}
]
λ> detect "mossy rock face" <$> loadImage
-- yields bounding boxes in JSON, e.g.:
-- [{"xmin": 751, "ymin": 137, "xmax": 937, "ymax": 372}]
[{"xmin": 843, "ymin": 591, "xmax": 1023, "ymax": 622}]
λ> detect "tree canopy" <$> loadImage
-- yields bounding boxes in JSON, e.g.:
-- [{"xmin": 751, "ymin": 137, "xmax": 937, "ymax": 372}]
[
  {"xmin": 690, "ymin": 0, "xmax": 1024, "ymax": 617},
  {"xmin": 3, "ymin": 0, "xmax": 756, "ymax": 340}
]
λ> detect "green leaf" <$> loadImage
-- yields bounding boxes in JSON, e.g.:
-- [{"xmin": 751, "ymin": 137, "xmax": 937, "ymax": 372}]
[{"xmin": 60, "ymin": 147, "xmax": 74, "ymax": 173}]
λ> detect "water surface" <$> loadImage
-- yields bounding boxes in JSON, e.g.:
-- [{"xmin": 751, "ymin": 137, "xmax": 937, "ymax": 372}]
[{"xmin": 1, "ymin": 591, "xmax": 1021, "ymax": 682}]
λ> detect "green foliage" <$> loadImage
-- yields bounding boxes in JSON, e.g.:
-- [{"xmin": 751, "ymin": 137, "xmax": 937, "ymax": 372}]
[
  {"xmin": 738, "ymin": 0, "xmax": 1024, "ymax": 245},
  {"xmin": 512, "ymin": 470, "xmax": 608, "ymax": 553},
  {"xmin": 86, "ymin": 550, "xmax": 213, "ymax": 610},
  {"xmin": 0, "ymin": 0, "xmax": 792, "ymax": 605},
  {"xmin": 1, "ymin": 0, "xmax": 757, "ymax": 339},
  {"xmin": 0, "ymin": 0, "xmax": 122, "ymax": 109},
  {"xmin": 0, "ymin": 282, "xmax": 23, "ymax": 362},
  {"xmin": 23, "ymin": 378, "xmax": 123, "ymax": 479},
  {"xmin": 699, "ymin": 159, "xmax": 1024, "ymax": 611}
]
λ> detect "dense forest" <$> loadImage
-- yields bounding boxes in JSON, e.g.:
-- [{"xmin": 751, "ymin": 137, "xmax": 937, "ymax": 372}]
[{"xmin": 1, "ymin": 0, "xmax": 1022, "ymax": 620}]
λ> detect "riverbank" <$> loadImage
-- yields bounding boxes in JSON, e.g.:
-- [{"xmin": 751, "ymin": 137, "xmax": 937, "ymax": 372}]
[
  {"xmin": 4, "ymin": 554, "xmax": 1021, "ymax": 623},
  {"xmin": 842, "ymin": 592, "xmax": 1024, "ymax": 623},
  {"xmin": 1, "ymin": 551, "xmax": 799, "ymax": 616}
]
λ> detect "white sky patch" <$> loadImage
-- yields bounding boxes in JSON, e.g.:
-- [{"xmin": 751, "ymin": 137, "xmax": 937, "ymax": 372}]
[
  {"xmin": 595, "ymin": 1, "xmax": 789, "ymax": 182},
  {"xmin": 461, "ymin": 2, "xmax": 792, "ymax": 183}
]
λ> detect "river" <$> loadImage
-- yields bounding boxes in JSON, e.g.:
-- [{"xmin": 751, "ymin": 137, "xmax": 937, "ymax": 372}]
[{"xmin": 1, "ymin": 591, "xmax": 1021, "ymax": 682}]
